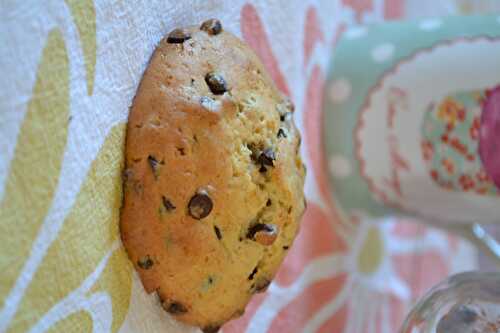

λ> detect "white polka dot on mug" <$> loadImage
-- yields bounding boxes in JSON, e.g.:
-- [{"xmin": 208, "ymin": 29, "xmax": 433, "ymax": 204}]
[{"xmin": 371, "ymin": 43, "xmax": 395, "ymax": 63}]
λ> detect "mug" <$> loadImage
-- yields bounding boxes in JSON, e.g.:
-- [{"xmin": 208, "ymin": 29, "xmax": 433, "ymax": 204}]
[{"xmin": 323, "ymin": 15, "xmax": 500, "ymax": 262}]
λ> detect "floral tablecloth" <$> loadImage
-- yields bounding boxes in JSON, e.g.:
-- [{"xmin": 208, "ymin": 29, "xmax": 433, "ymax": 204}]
[{"xmin": 0, "ymin": 1, "xmax": 497, "ymax": 332}]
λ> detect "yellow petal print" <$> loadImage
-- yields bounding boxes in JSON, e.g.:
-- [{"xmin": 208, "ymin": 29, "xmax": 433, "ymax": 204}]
[
  {"xmin": 65, "ymin": 0, "xmax": 96, "ymax": 95},
  {"xmin": 90, "ymin": 245, "xmax": 133, "ymax": 333},
  {"xmin": 8, "ymin": 124, "xmax": 132, "ymax": 332},
  {"xmin": 0, "ymin": 29, "xmax": 69, "ymax": 309},
  {"xmin": 46, "ymin": 311, "xmax": 93, "ymax": 333},
  {"xmin": 357, "ymin": 227, "xmax": 384, "ymax": 275}
]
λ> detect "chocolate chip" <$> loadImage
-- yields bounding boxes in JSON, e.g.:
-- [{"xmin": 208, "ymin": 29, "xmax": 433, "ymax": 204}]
[
  {"xmin": 214, "ymin": 225, "xmax": 222, "ymax": 240},
  {"xmin": 148, "ymin": 155, "xmax": 159, "ymax": 169},
  {"xmin": 255, "ymin": 279, "xmax": 271, "ymax": 293},
  {"xmin": 202, "ymin": 325, "xmax": 220, "ymax": 333},
  {"xmin": 248, "ymin": 266, "xmax": 258, "ymax": 280},
  {"xmin": 266, "ymin": 199, "xmax": 272, "ymax": 206},
  {"xmin": 200, "ymin": 19, "xmax": 222, "ymax": 35},
  {"xmin": 277, "ymin": 98, "xmax": 294, "ymax": 121},
  {"xmin": 283, "ymin": 245, "xmax": 290, "ymax": 250},
  {"xmin": 147, "ymin": 155, "xmax": 163, "ymax": 178},
  {"xmin": 233, "ymin": 309, "xmax": 245, "ymax": 318},
  {"xmin": 249, "ymin": 144, "xmax": 276, "ymax": 172},
  {"xmin": 247, "ymin": 223, "xmax": 278, "ymax": 246},
  {"xmin": 167, "ymin": 28, "xmax": 191, "ymax": 43},
  {"xmin": 137, "ymin": 255, "xmax": 153, "ymax": 270},
  {"xmin": 205, "ymin": 73, "xmax": 227, "ymax": 95},
  {"xmin": 122, "ymin": 168, "xmax": 133, "ymax": 182},
  {"xmin": 163, "ymin": 301, "xmax": 188, "ymax": 315},
  {"xmin": 162, "ymin": 196, "xmax": 176, "ymax": 212},
  {"xmin": 247, "ymin": 223, "xmax": 271, "ymax": 238},
  {"xmin": 255, "ymin": 228, "xmax": 278, "ymax": 245},
  {"xmin": 188, "ymin": 190, "xmax": 213, "ymax": 219},
  {"xmin": 283, "ymin": 98, "xmax": 295, "ymax": 112},
  {"xmin": 277, "ymin": 128, "xmax": 287, "ymax": 138},
  {"xmin": 258, "ymin": 148, "xmax": 275, "ymax": 167}
]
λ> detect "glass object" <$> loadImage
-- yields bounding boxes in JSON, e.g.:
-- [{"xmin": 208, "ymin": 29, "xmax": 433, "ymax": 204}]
[{"xmin": 400, "ymin": 271, "xmax": 500, "ymax": 333}]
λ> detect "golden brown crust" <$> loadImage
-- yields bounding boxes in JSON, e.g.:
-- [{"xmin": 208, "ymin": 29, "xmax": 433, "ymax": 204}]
[{"xmin": 120, "ymin": 19, "xmax": 305, "ymax": 330}]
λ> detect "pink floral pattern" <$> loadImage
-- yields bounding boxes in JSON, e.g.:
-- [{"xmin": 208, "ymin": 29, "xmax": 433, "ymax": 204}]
[
  {"xmin": 223, "ymin": 2, "xmax": 469, "ymax": 332},
  {"xmin": 304, "ymin": 7, "xmax": 325, "ymax": 66},
  {"xmin": 342, "ymin": 0, "xmax": 373, "ymax": 21},
  {"xmin": 384, "ymin": 0, "xmax": 404, "ymax": 19},
  {"xmin": 241, "ymin": 4, "xmax": 290, "ymax": 96}
]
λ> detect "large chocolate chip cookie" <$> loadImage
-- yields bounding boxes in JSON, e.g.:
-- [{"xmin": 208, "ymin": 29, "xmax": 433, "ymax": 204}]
[{"xmin": 120, "ymin": 19, "xmax": 306, "ymax": 331}]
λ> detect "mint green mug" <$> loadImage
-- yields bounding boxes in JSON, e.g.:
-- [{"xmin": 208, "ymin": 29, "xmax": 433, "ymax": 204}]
[{"xmin": 323, "ymin": 15, "xmax": 500, "ymax": 263}]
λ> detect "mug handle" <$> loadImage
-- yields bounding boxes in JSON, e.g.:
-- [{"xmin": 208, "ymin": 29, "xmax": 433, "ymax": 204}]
[{"xmin": 442, "ymin": 223, "xmax": 500, "ymax": 267}]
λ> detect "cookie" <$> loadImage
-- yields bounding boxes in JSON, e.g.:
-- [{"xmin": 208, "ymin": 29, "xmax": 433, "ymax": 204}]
[{"xmin": 120, "ymin": 18, "xmax": 306, "ymax": 331}]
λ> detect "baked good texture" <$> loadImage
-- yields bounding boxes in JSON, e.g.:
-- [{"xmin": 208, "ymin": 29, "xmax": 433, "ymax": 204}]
[{"xmin": 120, "ymin": 19, "xmax": 306, "ymax": 331}]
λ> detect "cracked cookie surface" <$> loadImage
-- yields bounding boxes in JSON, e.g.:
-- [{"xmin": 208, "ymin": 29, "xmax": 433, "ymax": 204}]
[{"xmin": 120, "ymin": 19, "xmax": 306, "ymax": 331}]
